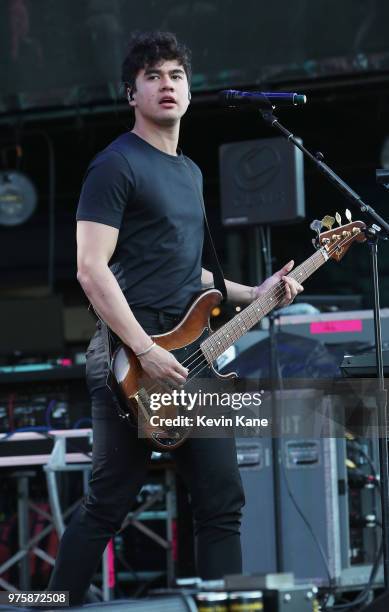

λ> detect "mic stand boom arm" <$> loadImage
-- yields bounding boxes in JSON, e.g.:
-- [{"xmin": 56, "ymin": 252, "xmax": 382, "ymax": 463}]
[
  {"xmin": 259, "ymin": 104, "xmax": 389, "ymax": 591},
  {"xmin": 260, "ymin": 108, "xmax": 389, "ymax": 234}
]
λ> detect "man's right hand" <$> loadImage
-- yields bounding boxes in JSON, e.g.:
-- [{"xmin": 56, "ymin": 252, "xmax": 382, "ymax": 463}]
[{"xmin": 138, "ymin": 344, "xmax": 189, "ymax": 386}]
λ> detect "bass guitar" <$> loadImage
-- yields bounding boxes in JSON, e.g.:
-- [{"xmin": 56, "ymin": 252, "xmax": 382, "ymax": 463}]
[{"xmin": 111, "ymin": 213, "xmax": 366, "ymax": 450}]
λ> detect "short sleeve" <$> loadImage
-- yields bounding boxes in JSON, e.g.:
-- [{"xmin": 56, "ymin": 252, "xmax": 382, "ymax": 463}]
[{"xmin": 76, "ymin": 149, "xmax": 135, "ymax": 229}]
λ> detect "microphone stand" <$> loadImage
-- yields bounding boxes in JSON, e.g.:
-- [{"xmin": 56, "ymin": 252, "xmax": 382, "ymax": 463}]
[
  {"xmin": 257, "ymin": 100, "xmax": 389, "ymax": 590},
  {"xmin": 259, "ymin": 225, "xmax": 284, "ymax": 572}
]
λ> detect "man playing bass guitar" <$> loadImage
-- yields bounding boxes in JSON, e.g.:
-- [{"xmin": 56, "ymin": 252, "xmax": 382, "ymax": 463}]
[{"xmin": 48, "ymin": 31, "xmax": 303, "ymax": 605}]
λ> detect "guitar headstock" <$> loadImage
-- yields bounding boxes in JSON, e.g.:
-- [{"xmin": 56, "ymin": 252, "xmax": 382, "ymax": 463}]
[{"xmin": 311, "ymin": 210, "xmax": 366, "ymax": 261}]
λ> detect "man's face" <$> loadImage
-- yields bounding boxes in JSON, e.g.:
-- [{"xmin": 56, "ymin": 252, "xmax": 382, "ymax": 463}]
[{"xmin": 130, "ymin": 59, "xmax": 190, "ymax": 126}]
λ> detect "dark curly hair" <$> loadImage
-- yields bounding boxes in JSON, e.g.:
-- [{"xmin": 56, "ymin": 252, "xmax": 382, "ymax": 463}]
[{"xmin": 121, "ymin": 31, "xmax": 192, "ymax": 93}]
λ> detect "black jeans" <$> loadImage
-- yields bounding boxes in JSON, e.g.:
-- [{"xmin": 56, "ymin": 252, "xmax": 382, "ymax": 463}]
[{"xmin": 48, "ymin": 309, "xmax": 245, "ymax": 606}]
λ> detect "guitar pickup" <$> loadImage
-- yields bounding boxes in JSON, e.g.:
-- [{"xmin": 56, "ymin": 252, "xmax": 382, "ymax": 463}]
[{"xmin": 135, "ymin": 387, "xmax": 152, "ymax": 420}]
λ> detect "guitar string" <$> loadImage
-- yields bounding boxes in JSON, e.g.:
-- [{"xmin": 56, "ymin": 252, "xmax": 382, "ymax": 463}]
[
  {"xmin": 181, "ymin": 236, "xmax": 359, "ymax": 384},
  {"xmin": 140, "ymin": 233, "xmax": 361, "ymax": 396},
  {"xmin": 178, "ymin": 236, "xmax": 353, "ymax": 376},
  {"xmin": 176, "ymin": 236, "xmax": 360, "ymax": 384},
  {"xmin": 136, "ymin": 233, "xmax": 362, "ymax": 397},
  {"xmin": 144, "ymin": 277, "xmax": 288, "ymax": 393},
  {"xmin": 177, "ymin": 270, "xmax": 302, "ymax": 372}
]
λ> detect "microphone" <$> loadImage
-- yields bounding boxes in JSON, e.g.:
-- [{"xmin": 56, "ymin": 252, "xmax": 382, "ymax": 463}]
[{"xmin": 219, "ymin": 89, "xmax": 307, "ymax": 108}]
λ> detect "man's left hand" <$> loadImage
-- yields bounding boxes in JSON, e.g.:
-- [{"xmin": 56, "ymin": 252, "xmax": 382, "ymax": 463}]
[{"xmin": 252, "ymin": 260, "xmax": 304, "ymax": 307}]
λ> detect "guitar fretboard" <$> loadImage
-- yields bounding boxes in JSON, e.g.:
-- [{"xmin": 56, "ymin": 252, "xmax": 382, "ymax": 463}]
[{"xmin": 201, "ymin": 248, "xmax": 328, "ymax": 363}]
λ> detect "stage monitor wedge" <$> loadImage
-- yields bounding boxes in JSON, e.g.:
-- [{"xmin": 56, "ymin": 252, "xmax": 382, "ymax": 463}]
[{"xmin": 219, "ymin": 137, "xmax": 305, "ymax": 226}]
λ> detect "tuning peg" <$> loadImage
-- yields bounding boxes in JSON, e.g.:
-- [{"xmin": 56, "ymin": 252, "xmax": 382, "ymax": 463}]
[
  {"xmin": 335, "ymin": 212, "xmax": 342, "ymax": 226},
  {"xmin": 345, "ymin": 209, "xmax": 352, "ymax": 223},
  {"xmin": 310, "ymin": 219, "xmax": 322, "ymax": 250},
  {"xmin": 321, "ymin": 215, "xmax": 335, "ymax": 230},
  {"xmin": 310, "ymin": 219, "xmax": 322, "ymax": 234}
]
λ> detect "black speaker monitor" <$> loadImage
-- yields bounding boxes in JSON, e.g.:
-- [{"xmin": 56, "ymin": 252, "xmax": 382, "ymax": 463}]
[{"xmin": 219, "ymin": 137, "xmax": 305, "ymax": 226}]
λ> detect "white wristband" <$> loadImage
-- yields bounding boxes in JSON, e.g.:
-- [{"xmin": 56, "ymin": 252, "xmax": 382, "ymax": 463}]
[{"xmin": 135, "ymin": 341, "xmax": 156, "ymax": 358}]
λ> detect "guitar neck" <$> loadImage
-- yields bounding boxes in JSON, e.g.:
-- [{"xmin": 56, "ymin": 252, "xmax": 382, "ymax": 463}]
[{"xmin": 201, "ymin": 247, "xmax": 329, "ymax": 363}]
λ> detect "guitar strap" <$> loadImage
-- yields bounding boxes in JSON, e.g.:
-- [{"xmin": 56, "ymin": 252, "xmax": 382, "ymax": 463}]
[
  {"xmin": 184, "ymin": 159, "xmax": 227, "ymax": 302},
  {"xmin": 98, "ymin": 158, "xmax": 227, "ymax": 369}
]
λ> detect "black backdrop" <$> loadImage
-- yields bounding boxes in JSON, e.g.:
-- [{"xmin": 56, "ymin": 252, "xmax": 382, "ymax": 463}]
[{"xmin": 1, "ymin": 0, "xmax": 389, "ymax": 112}]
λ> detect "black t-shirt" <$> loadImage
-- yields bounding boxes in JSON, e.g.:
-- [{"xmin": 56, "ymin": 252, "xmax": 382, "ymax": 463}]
[{"xmin": 76, "ymin": 132, "xmax": 204, "ymax": 314}]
